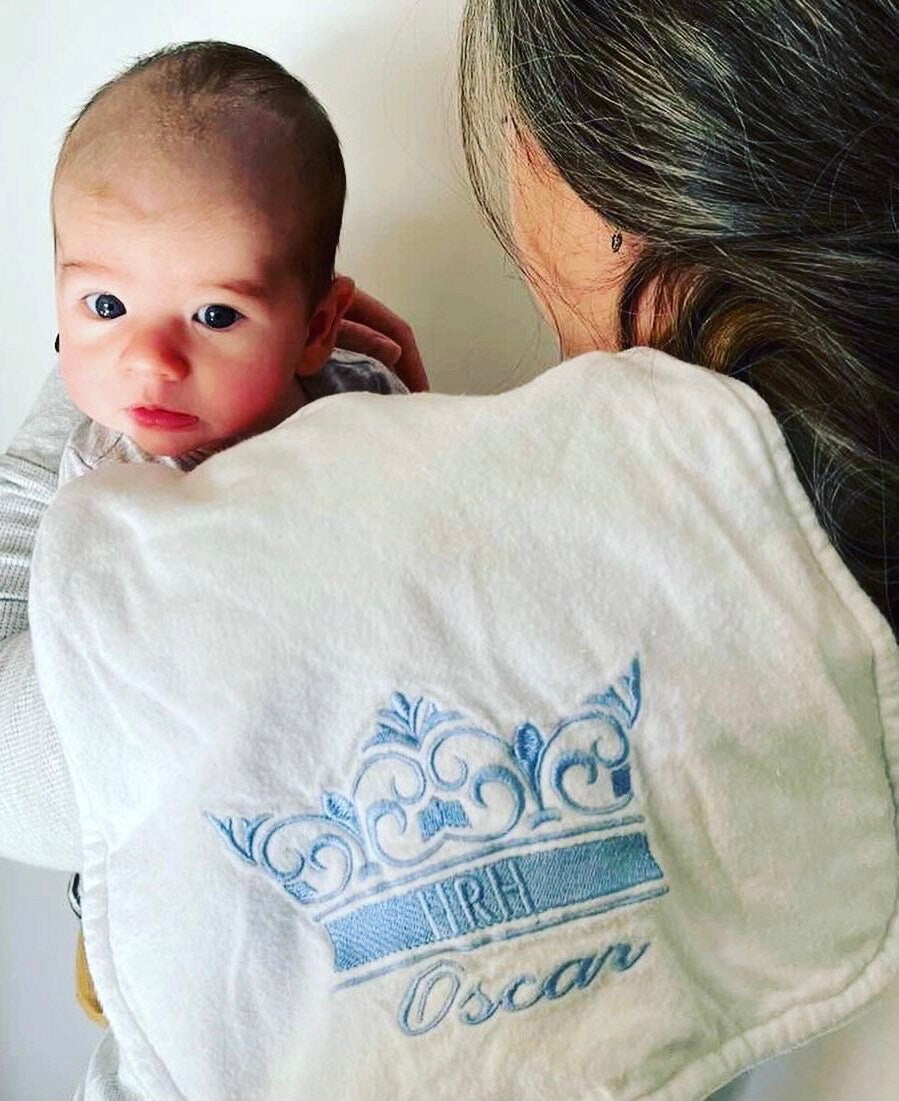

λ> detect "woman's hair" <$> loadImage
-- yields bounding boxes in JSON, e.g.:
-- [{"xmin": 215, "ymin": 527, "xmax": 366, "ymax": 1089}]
[
  {"xmin": 55, "ymin": 41, "xmax": 345, "ymax": 302},
  {"xmin": 461, "ymin": 0, "xmax": 898, "ymax": 637}
]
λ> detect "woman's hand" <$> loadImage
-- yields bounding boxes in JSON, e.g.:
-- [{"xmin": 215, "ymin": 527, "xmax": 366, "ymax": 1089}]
[{"xmin": 336, "ymin": 286, "xmax": 429, "ymax": 393}]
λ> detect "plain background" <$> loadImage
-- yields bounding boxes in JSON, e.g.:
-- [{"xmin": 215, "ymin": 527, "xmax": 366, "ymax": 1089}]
[{"xmin": 1, "ymin": 2, "xmax": 897, "ymax": 1100}]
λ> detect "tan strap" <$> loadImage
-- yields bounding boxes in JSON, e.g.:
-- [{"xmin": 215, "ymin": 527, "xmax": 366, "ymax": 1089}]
[{"xmin": 75, "ymin": 928, "xmax": 107, "ymax": 1027}]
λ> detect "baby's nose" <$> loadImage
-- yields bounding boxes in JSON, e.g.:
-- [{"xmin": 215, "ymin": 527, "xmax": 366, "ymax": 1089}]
[{"xmin": 121, "ymin": 329, "xmax": 190, "ymax": 381}]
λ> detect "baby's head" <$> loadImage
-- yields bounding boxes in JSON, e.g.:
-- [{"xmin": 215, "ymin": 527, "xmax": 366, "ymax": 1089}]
[{"xmin": 52, "ymin": 41, "xmax": 354, "ymax": 457}]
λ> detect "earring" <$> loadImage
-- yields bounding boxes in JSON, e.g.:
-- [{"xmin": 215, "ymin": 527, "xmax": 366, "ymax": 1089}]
[
  {"xmin": 611, "ymin": 230, "xmax": 623, "ymax": 253},
  {"xmin": 54, "ymin": 334, "xmax": 60, "ymax": 353}
]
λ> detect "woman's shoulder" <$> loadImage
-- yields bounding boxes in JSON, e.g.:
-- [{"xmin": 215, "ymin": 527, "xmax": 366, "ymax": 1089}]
[
  {"xmin": 543, "ymin": 346, "xmax": 789, "ymax": 471},
  {"xmin": 551, "ymin": 345, "xmax": 755, "ymax": 405}
]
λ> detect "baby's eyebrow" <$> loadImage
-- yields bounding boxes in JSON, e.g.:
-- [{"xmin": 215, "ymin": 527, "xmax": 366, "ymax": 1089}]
[
  {"xmin": 59, "ymin": 264, "xmax": 270, "ymax": 302},
  {"xmin": 211, "ymin": 278, "xmax": 270, "ymax": 302},
  {"xmin": 60, "ymin": 260, "xmax": 114, "ymax": 276}
]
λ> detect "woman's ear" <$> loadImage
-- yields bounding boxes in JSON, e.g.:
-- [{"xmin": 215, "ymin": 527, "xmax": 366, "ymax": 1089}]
[{"xmin": 295, "ymin": 275, "xmax": 356, "ymax": 376}]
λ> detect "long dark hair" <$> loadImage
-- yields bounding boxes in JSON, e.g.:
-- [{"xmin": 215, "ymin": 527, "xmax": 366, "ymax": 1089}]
[{"xmin": 461, "ymin": 0, "xmax": 898, "ymax": 637}]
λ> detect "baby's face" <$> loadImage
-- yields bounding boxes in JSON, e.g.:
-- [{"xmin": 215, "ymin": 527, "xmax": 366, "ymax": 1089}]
[{"xmin": 54, "ymin": 156, "xmax": 316, "ymax": 457}]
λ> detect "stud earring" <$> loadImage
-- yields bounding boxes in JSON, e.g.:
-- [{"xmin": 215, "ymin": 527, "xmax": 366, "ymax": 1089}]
[
  {"xmin": 611, "ymin": 230, "xmax": 623, "ymax": 253},
  {"xmin": 54, "ymin": 334, "xmax": 60, "ymax": 353}
]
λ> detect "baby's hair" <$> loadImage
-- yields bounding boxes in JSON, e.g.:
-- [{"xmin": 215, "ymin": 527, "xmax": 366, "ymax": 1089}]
[{"xmin": 54, "ymin": 40, "xmax": 346, "ymax": 303}]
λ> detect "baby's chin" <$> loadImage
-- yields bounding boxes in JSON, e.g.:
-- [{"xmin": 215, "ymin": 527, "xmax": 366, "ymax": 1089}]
[
  {"xmin": 124, "ymin": 425, "xmax": 217, "ymax": 460},
  {"xmin": 127, "ymin": 424, "xmax": 247, "ymax": 463}
]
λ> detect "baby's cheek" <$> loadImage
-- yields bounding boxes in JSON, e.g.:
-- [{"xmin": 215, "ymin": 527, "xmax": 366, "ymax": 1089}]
[
  {"xmin": 59, "ymin": 359, "xmax": 101, "ymax": 420},
  {"xmin": 216, "ymin": 371, "xmax": 289, "ymax": 430}
]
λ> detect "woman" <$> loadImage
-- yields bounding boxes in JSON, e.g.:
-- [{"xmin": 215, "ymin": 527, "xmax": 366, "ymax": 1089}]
[{"xmin": 3, "ymin": 2, "xmax": 897, "ymax": 1099}]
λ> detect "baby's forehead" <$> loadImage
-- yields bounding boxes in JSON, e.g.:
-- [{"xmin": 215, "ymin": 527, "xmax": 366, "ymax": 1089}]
[
  {"xmin": 57, "ymin": 77, "xmax": 304, "ymax": 221},
  {"xmin": 53, "ymin": 161, "xmax": 310, "ymax": 298}
]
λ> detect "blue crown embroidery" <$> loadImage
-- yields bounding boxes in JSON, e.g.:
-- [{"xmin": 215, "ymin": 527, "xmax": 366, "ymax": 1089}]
[{"xmin": 207, "ymin": 655, "xmax": 666, "ymax": 985}]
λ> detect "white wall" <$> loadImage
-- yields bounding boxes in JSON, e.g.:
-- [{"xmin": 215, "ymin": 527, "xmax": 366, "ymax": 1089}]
[{"xmin": 0, "ymin": 1, "xmax": 554, "ymax": 1096}]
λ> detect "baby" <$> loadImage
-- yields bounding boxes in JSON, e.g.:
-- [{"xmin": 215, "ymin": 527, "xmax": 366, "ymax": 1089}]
[
  {"xmin": 53, "ymin": 39, "xmax": 405, "ymax": 485},
  {"xmin": 47, "ymin": 38, "xmax": 407, "ymax": 1021}
]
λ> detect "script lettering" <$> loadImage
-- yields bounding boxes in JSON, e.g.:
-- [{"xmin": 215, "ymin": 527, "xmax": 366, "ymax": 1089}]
[{"xmin": 396, "ymin": 940, "xmax": 651, "ymax": 1036}]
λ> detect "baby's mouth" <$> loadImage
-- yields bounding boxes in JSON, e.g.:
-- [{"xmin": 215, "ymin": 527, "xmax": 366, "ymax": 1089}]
[{"xmin": 129, "ymin": 406, "xmax": 199, "ymax": 430}]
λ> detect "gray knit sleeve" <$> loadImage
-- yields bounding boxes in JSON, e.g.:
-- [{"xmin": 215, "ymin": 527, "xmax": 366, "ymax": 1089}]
[{"xmin": 0, "ymin": 366, "xmax": 83, "ymax": 869}]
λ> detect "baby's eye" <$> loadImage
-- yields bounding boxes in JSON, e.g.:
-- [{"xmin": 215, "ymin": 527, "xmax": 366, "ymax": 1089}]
[
  {"xmin": 85, "ymin": 293, "xmax": 126, "ymax": 319},
  {"xmin": 194, "ymin": 304, "xmax": 242, "ymax": 330}
]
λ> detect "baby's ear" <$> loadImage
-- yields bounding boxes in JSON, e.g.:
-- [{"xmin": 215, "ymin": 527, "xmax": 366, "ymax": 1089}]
[{"xmin": 296, "ymin": 276, "xmax": 356, "ymax": 376}]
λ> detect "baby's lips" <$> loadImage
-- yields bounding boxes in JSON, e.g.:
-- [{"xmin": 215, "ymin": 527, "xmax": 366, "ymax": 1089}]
[{"xmin": 129, "ymin": 406, "xmax": 199, "ymax": 429}]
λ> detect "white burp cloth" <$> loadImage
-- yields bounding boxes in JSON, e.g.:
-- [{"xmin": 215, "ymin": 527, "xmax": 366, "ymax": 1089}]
[{"xmin": 30, "ymin": 348, "xmax": 899, "ymax": 1101}]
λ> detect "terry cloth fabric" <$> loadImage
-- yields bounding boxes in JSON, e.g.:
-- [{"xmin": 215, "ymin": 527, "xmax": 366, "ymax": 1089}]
[
  {"xmin": 28, "ymin": 347, "xmax": 899, "ymax": 1101},
  {"xmin": 0, "ymin": 350, "xmax": 404, "ymax": 871}
]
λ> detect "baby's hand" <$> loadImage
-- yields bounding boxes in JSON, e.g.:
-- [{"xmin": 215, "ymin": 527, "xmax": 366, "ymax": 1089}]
[{"xmin": 337, "ymin": 286, "xmax": 429, "ymax": 393}]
